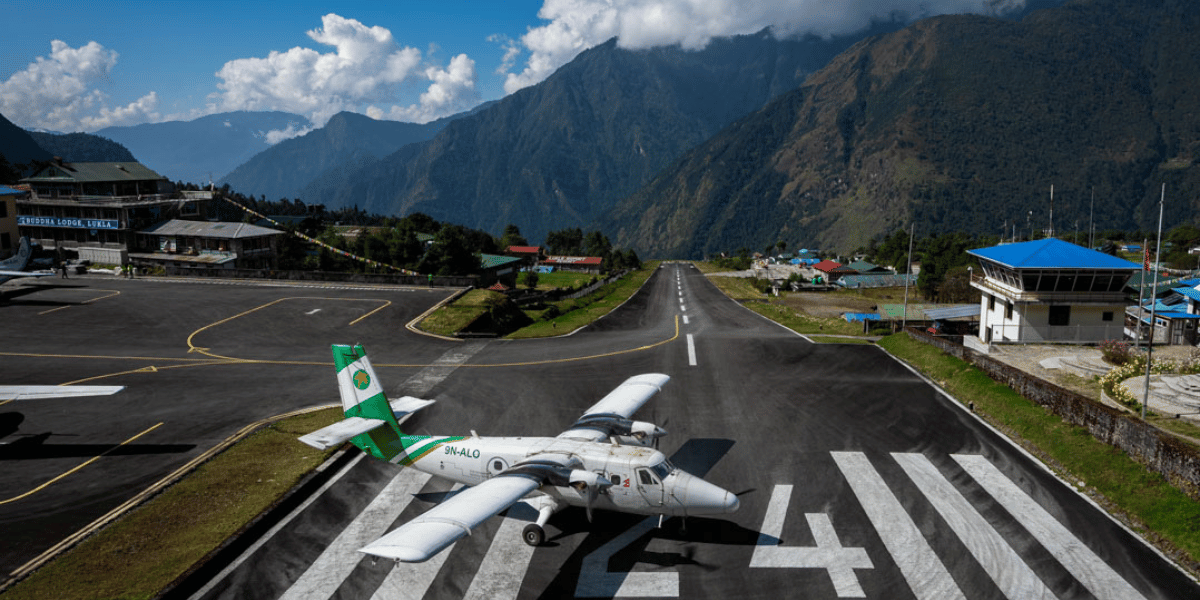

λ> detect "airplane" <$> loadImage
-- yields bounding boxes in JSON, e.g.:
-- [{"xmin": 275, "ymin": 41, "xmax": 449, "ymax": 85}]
[
  {"xmin": 0, "ymin": 237, "xmax": 55, "ymax": 285},
  {"xmin": 299, "ymin": 344, "xmax": 740, "ymax": 563},
  {"xmin": 0, "ymin": 385, "xmax": 124, "ymax": 401}
]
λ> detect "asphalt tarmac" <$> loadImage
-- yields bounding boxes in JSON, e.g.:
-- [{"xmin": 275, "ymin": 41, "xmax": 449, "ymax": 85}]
[
  {"xmin": 168, "ymin": 265, "xmax": 1199, "ymax": 599},
  {"xmin": 0, "ymin": 276, "xmax": 458, "ymax": 577}
]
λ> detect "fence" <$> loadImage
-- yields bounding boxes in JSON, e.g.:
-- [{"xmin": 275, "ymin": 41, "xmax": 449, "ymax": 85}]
[
  {"xmin": 905, "ymin": 327, "xmax": 1200, "ymax": 500},
  {"xmin": 984, "ymin": 323, "xmax": 1128, "ymax": 344},
  {"xmin": 162, "ymin": 266, "xmax": 476, "ymax": 288}
]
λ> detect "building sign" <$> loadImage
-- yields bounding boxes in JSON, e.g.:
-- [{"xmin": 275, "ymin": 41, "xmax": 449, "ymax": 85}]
[{"xmin": 18, "ymin": 215, "xmax": 119, "ymax": 230}]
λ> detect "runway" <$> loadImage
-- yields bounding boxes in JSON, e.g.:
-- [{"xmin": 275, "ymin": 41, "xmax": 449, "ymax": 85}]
[{"xmin": 168, "ymin": 265, "xmax": 1197, "ymax": 599}]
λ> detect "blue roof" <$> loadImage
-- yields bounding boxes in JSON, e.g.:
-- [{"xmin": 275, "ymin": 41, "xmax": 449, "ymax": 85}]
[
  {"xmin": 0, "ymin": 186, "xmax": 25, "ymax": 195},
  {"xmin": 968, "ymin": 238, "xmax": 1139, "ymax": 270},
  {"xmin": 1172, "ymin": 286, "xmax": 1200, "ymax": 302}
]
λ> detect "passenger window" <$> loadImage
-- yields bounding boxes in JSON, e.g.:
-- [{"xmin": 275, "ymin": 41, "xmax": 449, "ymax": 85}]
[
  {"xmin": 493, "ymin": 460, "xmax": 504, "ymax": 471},
  {"xmin": 610, "ymin": 474, "xmax": 620, "ymax": 485}
]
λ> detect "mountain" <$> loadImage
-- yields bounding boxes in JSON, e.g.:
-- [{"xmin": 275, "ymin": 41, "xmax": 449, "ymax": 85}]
[
  {"xmin": 96, "ymin": 111, "xmax": 310, "ymax": 185},
  {"xmin": 28, "ymin": 131, "xmax": 137, "ymax": 163},
  {"xmin": 0, "ymin": 112, "xmax": 52, "ymax": 168},
  {"xmin": 604, "ymin": 0, "xmax": 1200, "ymax": 257},
  {"xmin": 315, "ymin": 28, "xmax": 906, "ymax": 243},
  {"xmin": 220, "ymin": 110, "xmax": 460, "ymax": 202}
]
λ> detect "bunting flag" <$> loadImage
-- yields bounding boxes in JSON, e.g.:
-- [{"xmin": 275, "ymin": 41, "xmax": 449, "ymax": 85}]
[
  {"xmin": 1143, "ymin": 245, "xmax": 1151, "ymax": 271},
  {"xmin": 219, "ymin": 195, "xmax": 419, "ymax": 275}
]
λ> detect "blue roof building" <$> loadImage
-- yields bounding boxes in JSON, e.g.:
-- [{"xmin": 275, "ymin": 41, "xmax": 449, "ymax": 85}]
[{"xmin": 966, "ymin": 239, "xmax": 1139, "ymax": 347}]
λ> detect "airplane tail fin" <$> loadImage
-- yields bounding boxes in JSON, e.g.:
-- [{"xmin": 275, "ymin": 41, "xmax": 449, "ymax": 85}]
[
  {"xmin": 0, "ymin": 237, "xmax": 32, "ymax": 271},
  {"xmin": 298, "ymin": 344, "xmax": 434, "ymax": 458}
]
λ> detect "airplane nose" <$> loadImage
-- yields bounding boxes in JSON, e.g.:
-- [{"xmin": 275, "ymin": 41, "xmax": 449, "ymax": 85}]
[{"xmin": 677, "ymin": 473, "xmax": 740, "ymax": 515}]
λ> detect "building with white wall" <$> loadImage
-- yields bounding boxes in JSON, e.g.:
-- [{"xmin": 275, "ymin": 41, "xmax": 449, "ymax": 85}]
[{"xmin": 967, "ymin": 238, "xmax": 1139, "ymax": 349}]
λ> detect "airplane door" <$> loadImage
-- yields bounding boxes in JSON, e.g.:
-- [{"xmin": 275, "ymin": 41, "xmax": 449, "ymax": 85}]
[{"xmin": 635, "ymin": 468, "xmax": 664, "ymax": 506}]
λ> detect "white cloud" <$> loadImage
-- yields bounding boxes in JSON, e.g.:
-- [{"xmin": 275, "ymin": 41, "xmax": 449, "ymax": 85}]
[
  {"xmin": 0, "ymin": 40, "xmax": 160, "ymax": 131},
  {"xmin": 502, "ymin": 0, "xmax": 1028, "ymax": 94},
  {"xmin": 212, "ymin": 13, "xmax": 477, "ymax": 126},
  {"xmin": 264, "ymin": 122, "xmax": 315, "ymax": 144}
]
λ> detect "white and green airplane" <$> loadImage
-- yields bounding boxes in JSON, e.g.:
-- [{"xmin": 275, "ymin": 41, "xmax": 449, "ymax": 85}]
[
  {"xmin": 0, "ymin": 237, "xmax": 54, "ymax": 285},
  {"xmin": 300, "ymin": 344, "xmax": 740, "ymax": 563}
]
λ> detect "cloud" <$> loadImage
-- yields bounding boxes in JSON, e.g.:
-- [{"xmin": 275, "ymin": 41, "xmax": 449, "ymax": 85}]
[
  {"xmin": 502, "ymin": 0, "xmax": 1029, "ymax": 94},
  {"xmin": 213, "ymin": 13, "xmax": 477, "ymax": 126},
  {"xmin": 0, "ymin": 40, "xmax": 160, "ymax": 131},
  {"xmin": 263, "ymin": 122, "xmax": 315, "ymax": 144}
]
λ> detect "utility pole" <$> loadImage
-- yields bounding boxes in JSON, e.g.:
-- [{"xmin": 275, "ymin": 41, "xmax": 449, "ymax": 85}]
[
  {"xmin": 902, "ymin": 222, "xmax": 915, "ymax": 331},
  {"xmin": 1142, "ymin": 184, "xmax": 1166, "ymax": 420}
]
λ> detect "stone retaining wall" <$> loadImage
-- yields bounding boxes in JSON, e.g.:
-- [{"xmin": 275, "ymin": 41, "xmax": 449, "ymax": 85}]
[{"xmin": 906, "ymin": 328, "xmax": 1200, "ymax": 500}]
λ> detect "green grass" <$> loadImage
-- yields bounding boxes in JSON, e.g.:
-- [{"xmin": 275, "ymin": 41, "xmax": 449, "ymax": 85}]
[
  {"xmin": 508, "ymin": 262, "xmax": 659, "ymax": 339},
  {"xmin": 876, "ymin": 334, "xmax": 1200, "ymax": 571},
  {"xmin": 528, "ymin": 270, "xmax": 595, "ymax": 290},
  {"xmin": 3, "ymin": 408, "xmax": 341, "ymax": 600},
  {"xmin": 417, "ymin": 289, "xmax": 504, "ymax": 336}
]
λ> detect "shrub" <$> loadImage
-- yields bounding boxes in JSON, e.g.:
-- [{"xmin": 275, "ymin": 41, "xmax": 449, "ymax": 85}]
[{"xmin": 1099, "ymin": 339, "xmax": 1133, "ymax": 365}]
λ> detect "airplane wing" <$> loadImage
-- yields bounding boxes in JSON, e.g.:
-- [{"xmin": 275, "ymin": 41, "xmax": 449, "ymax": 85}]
[
  {"xmin": 359, "ymin": 474, "xmax": 541, "ymax": 562},
  {"xmin": 558, "ymin": 373, "xmax": 669, "ymax": 441},
  {"xmin": 0, "ymin": 385, "xmax": 125, "ymax": 400},
  {"xmin": 0, "ymin": 270, "xmax": 54, "ymax": 279}
]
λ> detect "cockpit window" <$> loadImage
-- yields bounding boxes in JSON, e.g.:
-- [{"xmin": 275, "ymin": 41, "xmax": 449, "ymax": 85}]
[
  {"xmin": 650, "ymin": 459, "xmax": 673, "ymax": 480},
  {"xmin": 638, "ymin": 469, "xmax": 657, "ymax": 485}
]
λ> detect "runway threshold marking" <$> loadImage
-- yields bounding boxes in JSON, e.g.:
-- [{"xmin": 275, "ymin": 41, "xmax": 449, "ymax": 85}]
[
  {"xmin": 894, "ymin": 453, "xmax": 1055, "ymax": 600},
  {"xmin": 952, "ymin": 454, "xmax": 1146, "ymax": 600},
  {"xmin": 831, "ymin": 451, "xmax": 965, "ymax": 600},
  {"xmin": 0, "ymin": 422, "xmax": 164, "ymax": 506}
]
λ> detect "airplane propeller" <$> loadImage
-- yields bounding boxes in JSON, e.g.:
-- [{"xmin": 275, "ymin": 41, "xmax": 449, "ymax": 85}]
[{"xmin": 569, "ymin": 470, "xmax": 613, "ymax": 522}]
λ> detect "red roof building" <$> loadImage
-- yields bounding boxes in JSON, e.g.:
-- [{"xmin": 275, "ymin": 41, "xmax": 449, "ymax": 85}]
[{"xmin": 542, "ymin": 255, "xmax": 603, "ymax": 274}]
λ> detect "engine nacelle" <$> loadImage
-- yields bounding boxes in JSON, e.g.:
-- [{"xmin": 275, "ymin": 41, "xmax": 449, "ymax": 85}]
[
  {"xmin": 568, "ymin": 469, "xmax": 612, "ymax": 493},
  {"xmin": 614, "ymin": 421, "xmax": 667, "ymax": 447}
]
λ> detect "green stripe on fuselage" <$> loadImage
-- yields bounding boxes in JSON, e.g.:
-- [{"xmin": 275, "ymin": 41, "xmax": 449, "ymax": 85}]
[{"xmin": 392, "ymin": 435, "xmax": 467, "ymax": 466}]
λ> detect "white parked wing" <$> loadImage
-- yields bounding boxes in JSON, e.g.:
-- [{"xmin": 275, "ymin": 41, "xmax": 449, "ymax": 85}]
[
  {"xmin": 359, "ymin": 475, "xmax": 541, "ymax": 563},
  {"xmin": 0, "ymin": 385, "xmax": 124, "ymax": 400},
  {"xmin": 579, "ymin": 374, "xmax": 670, "ymax": 418}
]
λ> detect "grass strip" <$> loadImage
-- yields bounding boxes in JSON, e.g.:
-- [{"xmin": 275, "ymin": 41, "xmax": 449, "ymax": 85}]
[
  {"xmin": 417, "ymin": 289, "xmax": 503, "ymax": 336},
  {"xmin": 876, "ymin": 334, "xmax": 1200, "ymax": 573},
  {"xmin": 4, "ymin": 408, "xmax": 342, "ymax": 600},
  {"xmin": 506, "ymin": 262, "xmax": 659, "ymax": 339}
]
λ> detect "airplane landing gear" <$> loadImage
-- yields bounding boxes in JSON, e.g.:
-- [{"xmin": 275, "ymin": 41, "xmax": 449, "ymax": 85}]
[{"xmin": 522, "ymin": 523, "xmax": 545, "ymax": 546}]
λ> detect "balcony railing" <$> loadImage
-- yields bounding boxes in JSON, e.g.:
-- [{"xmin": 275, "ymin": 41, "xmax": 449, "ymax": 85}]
[
  {"xmin": 984, "ymin": 323, "xmax": 1129, "ymax": 343},
  {"xmin": 970, "ymin": 273, "xmax": 1128, "ymax": 304}
]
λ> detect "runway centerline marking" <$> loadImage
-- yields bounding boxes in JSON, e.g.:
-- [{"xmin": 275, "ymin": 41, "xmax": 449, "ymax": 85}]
[{"xmin": 686, "ymin": 334, "xmax": 697, "ymax": 366}]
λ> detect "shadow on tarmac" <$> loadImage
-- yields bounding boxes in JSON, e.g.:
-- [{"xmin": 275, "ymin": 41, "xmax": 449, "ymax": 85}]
[{"xmin": 0, "ymin": 431, "xmax": 195, "ymax": 459}]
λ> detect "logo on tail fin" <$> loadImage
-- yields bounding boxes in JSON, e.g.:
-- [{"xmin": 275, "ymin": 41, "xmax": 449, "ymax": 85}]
[{"xmin": 353, "ymin": 370, "xmax": 371, "ymax": 390}]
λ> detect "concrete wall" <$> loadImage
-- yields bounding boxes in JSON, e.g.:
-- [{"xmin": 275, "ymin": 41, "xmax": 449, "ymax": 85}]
[
  {"xmin": 905, "ymin": 328, "xmax": 1200, "ymax": 500},
  {"xmin": 78, "ymin": 246, "xmax": 127, "ymax": 265}
]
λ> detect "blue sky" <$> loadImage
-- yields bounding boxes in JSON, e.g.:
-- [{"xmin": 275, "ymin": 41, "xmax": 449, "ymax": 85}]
[{"xmin": 0, "ymin": 0, "xmax": 1031, "ymax": 137}]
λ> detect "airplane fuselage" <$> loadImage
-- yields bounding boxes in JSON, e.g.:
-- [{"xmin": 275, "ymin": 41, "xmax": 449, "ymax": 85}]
[{"xmin": 396, "ymin": 435, "xmax": 737, "ymax": 518}]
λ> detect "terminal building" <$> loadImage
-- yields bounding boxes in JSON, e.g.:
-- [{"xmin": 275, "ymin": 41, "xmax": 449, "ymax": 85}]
[
  {"xmin": 967, "ymin": 238, "xmax": 1139, "ymax": 349},
  {"xmin": 17, "ymin": 159, "xmax": 212, "ymax": 264}
]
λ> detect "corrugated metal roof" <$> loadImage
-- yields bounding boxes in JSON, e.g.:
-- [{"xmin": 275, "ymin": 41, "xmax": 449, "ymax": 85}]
[
  {"xmin": 0, "ymin": 186, "xmax": 26, "ymax": 195},
  {"xmin": 1171, "ymin": 286, "xmax": 1200, "ymax": 302},
  {"xmin": 968, "ymin": 238, "xmax": 1139, "ymax": 270},
  {"xmin": 479, "ymin": 253, "xmax": 523, "ymax": 269},
  {"xmin": 23, "ymin": 161, "xmax": 165, "ymax": 183},
  {"xmin": 837, "ymin": 273, "xmax": 917, "ymax": 288},
  {"xmin": 140, "ymin": 219, "xmax": 281, "ymax": 239},
  {"xmin": 923, "ymin": 305, "xmax": 982, "ymax": 320}
]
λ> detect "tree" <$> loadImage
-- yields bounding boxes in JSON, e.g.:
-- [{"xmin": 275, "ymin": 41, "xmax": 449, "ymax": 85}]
[
  {"xmin": 500, "ymin": 224, "xmax": 528, "ymax": 249},
  {"xmin": 523, "ymin": 269, "xmax": 539, "ymax": 289},
  {"xmin": 418, "ymin": 225, "xmax": 477, "ymax": 276}
]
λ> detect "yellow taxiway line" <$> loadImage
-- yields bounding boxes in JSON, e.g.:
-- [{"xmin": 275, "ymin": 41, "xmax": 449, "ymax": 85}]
[{"xmin": 0, "ymin": 422, "xmax": 164, "ymax": 507}]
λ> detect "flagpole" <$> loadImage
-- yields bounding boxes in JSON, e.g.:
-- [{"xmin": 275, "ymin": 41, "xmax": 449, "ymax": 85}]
[
  {"xmin": 1142, "ymin": 184, "xmax": 1165, "ymax": 420},
  {"xmin": 1136, "ymin": 237, "xmax": 1147, "ymax": 351}
]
